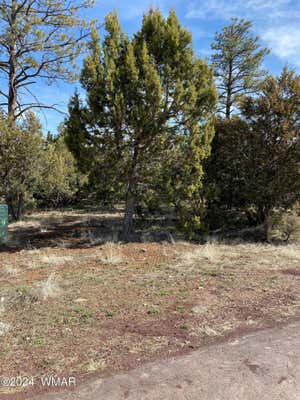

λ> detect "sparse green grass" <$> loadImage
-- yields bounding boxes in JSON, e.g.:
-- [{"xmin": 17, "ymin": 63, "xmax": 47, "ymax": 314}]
[
  {"xmin": 73, "ymin": 306, "xmax": 93, "ymax": 319},
  {"xmin": 34, "ymin": 338, "xmax": 45, "ymax": 345},
  {"xmin": 105, "ymin": 311, "xmax": 114, "ymax": 318},
  {"xmin": 147, "ymin": 308, "xmax": 160, "ymax": 315},
  {"xmin": 179, "ymin": 324, "xmax": 189, "ymax": 330},
  {"xmin": 155, "ymin": 289, "xmax": 168, "ymax": 297},
  {"xmin": 63, "ymin": 316, "xmax": 78, "ymax": 324},
  {"xmin": 176, "ymin": 305, "xmax": 185, "ymax": 313},
  {"xmin": 202, "ymin": 268, "xmax": 219, "ymax": 277},
  {"xmin": 16, "ymin": 285, "xmax": 31, "ymax": 293}
]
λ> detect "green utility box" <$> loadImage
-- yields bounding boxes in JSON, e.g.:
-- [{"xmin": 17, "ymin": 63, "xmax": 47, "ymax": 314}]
[{"xmin": 0, "ymin": 204, "xmax": 8, "ymax": 244}]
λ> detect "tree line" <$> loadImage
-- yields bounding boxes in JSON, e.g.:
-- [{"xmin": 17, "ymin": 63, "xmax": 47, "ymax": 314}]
[{"xmin": 0, "ymin": 2, "xmax": 299, "ymax": 240}]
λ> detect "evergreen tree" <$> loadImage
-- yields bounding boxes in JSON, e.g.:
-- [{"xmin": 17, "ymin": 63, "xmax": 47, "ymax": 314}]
[
  {"xmin": 64, "ymin": 91, "xmax": 91, "ymax": 173},
  {"xmin": 37, "ymin": 137, "xmax": 81, "ymax": 207},
  {"xmin": 241, "ymin": 68, "xmax": 300, "ymax": 222},
  {"xmin": 66, "ymin": 10, "xmax": 217, "ymax": 238},
  {"xmin": 0, "ymin": 0, "xmax": 93, "ymax": 121},
  {"xmin": 211, "ymin": 18, "xmax": 269, "ymax": 118},
  {"xmin": 206, "ymin": 68, "xmax": 300, "ymax": 227},
  {"xmin": 203, "ymin": 116, "xmax": 249, "ymax": 228},
  {"xmin": 0, "ymin": 112, "xmax": 43, "ymax": 219}
]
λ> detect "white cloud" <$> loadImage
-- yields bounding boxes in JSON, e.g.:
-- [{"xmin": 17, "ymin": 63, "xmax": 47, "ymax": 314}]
[
  {"xmin": 186, "ymin": 0, "xmax": 299, "ymax": 20},
  {"xmin": 262, "ymin": 26, "xmax": 300, "ymax": 67},
  {"xmin": 246, "ymin": 0, "xmax": 289, "ymax": 9},
  {"xmin": 186, "ymin": 0, "xmax": 234, "ymax": 19},
  {"xmin": 185, "ymin": 0, "xmax": 300, "ymax": 69}
]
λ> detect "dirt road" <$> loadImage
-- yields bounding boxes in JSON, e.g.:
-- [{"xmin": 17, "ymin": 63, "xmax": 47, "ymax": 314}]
[{"xmin": 31, "ymin": 321, "xmax": 300, "ymax": 400}]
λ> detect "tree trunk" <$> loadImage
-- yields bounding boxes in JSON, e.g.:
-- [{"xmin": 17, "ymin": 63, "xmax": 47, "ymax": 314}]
[
  {"xmin": 8, "ymin": 50, "xmax": 17, "ymax": 119},
  {"xmin": 16, "ymin": 193, "xmax": 24, "ymax": 221},
  {"xmin": 8, "ymin": 0, "xmax": 18, "ymax": 120},
  {"xmin": 7, "ymin": 193, "xmax": 24, "ymax": 221},
  {"xmin": 225, "ymin": 59, "xmax": 233, "ymax": 119},
  {"xmin": 7, "ymin": 200, "xmax": 17, "ymax": 221},
  {"xmin": 123, "ymin": 194, "xmax": 135, "ymax": 241},
  {"xmin": 225, "ymin": 100, "xmax": 231, "ymax": 119},
  {"xmin": 123, "ymin": 147, "xmax": 139, "ymax": 241}
]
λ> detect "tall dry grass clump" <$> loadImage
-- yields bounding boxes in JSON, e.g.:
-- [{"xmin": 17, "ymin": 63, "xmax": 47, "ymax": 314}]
[
  {"xmin": 40, "ymin": 273, "xmax": 61, "ymax": 300},
  {"xmin": 176, "ymin": 242, "xmax": 223, "ymax": 268},
  {"xmin": 97, "ymin": 243, "xmax": 122, "ymax": 265}
]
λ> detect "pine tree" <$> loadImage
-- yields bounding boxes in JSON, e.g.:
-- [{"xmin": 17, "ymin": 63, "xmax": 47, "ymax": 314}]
[
  {"xmin": 0, "ymin": 0, "xmax": 93, "ymax": 121},
  {"xmin": 211, "ymin": 18, "xmax": 269, "ymax": 118},
  {"xmin": 67, "ymin": 10, "xmax": 217, "ymax": 239}
]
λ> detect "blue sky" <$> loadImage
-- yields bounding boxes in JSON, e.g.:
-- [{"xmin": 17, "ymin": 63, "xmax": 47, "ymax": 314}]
[{"xmin": 36, "ymin": 0, "xmax": 300, "ymax": 133}]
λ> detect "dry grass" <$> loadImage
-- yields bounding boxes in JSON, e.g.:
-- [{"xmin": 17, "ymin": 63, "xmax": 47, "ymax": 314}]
[
  {"xmin": 175, "ymin": 242, "xmax": 224, "ymax": 269},
  {"xmin": 174, "ymin": 242, "xmax": 300, "ymax": 273},
  {"xmin": 39, "ymin": 273, "xmax": 61, "ymax": 300},
  {"xmin": 85, "ymin": 358, "xmax": 106, "ymax": 372},
  {"xmin": 274, "ymin": 244, "xmax": 300, "ymax": 260},
  {"xmin": 0, "ymin": 322, "xmax": 10, "ymax": 336},
  {"xmin": 96, "ymin": 243, "xmax": 122, "ymax": 265},
  {"xmin": 3, "ymin": 265, "xmax": 19, "ymax": 276},
  {"xmin": 40, "ymin": 255, "xmax": 74, "ymax": 266},
  {"xmin": 0, "ymin": 297, "xmax": 5, "ymax": 315},
  {"xmin": 7, "ymin": 251, "xmax": 81, "ymax": 270},
  {"xmin": 0, "ymin": 211, "xmax": 299, "ymax": 394},
  {"xmin": 86, "ymin": 228, "xmax": 120, "ymax": 245}
]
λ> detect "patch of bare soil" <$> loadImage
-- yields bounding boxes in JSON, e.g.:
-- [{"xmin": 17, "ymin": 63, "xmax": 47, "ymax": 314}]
[
  {"xmin": 281, "ymin": 268, "xmax": 300, "ymax": 276},
  {"xmin": 0, "ymin": 211, "xmax": 299, "ymax": 399}
]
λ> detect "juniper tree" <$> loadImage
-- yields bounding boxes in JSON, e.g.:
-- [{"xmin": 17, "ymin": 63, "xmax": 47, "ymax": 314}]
[
  {"xmin": 0, "ymin": 112, "xmax": 43, "ymax": 219},
  {"xmin": 66, "ymin": 10, "xmax": 217, "ymax": 239},
  {"xmin": 205, "ymin": 68, "xmax": 300, "ymax": 227},
  {"xmin": 211, "ymin": 18, "xmax": 269, "ymax": 118},
  {"xmin": 37, "ymin": 136, "xmax": 80, "ymax": 207},
  {"xmin": 64, "ymin": 91, "xmax": 91, "ymax": 173},
  {"xmin": 241, "ymin": 68, "xmax": 300, "ymax": 222}
]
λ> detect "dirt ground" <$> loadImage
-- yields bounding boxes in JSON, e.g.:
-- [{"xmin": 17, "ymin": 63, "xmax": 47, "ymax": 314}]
[
  {"xmin": 0, "ymin": 211, "xmax": 299, "ymax": 398},
  {"xmin": 31, "ymin": 321, "xmax": 300, "ymax": 400}
]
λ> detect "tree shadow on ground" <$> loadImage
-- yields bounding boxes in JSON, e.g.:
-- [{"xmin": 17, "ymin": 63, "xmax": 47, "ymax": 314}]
[
  {"xmin": 0, "ymin": 211, "xmax": 177, "ymax": 253},
  {"xmin": 0, "ymin": 210, "xmax": 267, "ymax": 254}
]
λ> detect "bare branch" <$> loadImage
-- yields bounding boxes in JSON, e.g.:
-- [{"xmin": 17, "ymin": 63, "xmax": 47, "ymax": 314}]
[
  {"xmin": 15, "ymin": 103, "xmax": 66, "ymax": 119},
  {"xmin": 0, "ymin": 90, "xmax": 8, "ymax": 99}
]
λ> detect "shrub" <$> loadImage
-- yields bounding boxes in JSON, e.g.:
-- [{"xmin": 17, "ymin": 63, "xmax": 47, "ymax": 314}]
[{"xmin": 267, "ymin": 208, "xmax": 300, "ymax": 243}]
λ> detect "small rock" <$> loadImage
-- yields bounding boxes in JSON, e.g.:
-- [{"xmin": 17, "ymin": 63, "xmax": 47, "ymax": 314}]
[{"xmin": 74, "ymin": 298, "xmax": 87, "ymax": 303}]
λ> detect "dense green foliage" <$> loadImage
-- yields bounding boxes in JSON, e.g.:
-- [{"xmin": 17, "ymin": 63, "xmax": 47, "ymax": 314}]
[
  {"xmin": 0, "ymin": 112, "xmax": 82, "ymax": 219},
  {"xmin": 0, "ymin": 6, "xmax": 299, "ymax": 240},
  {"xmin": 205, "ymin": 68, "xmax": 300, "ymax": 228},
  {"xmin": 0, "ymin": 113, "xmax": 43, "ymax": 219},
  {"xmin": 65, "ymin": 10, "xmax": 217, "ymax": 238},
  {"xmin": 37, "ymin": 136, "xmax": 84, "ymax": 208}
]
